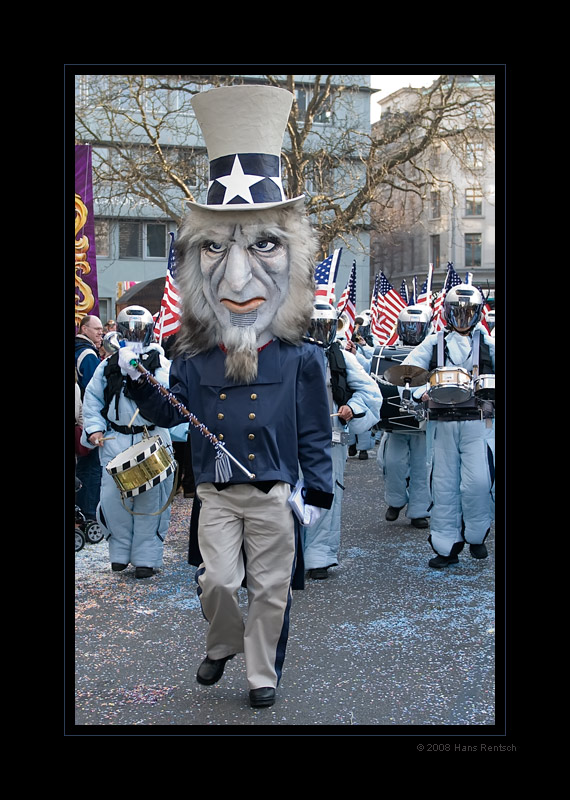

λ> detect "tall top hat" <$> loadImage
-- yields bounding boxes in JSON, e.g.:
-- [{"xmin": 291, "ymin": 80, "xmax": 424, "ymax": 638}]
[{"xmin": 190, "ymin": 84, "xmax": 304, "ymax": 211}]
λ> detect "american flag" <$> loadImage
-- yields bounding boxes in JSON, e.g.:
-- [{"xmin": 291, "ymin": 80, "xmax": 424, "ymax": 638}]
[
  {"xmin": 314, "ymin": 248, "xmax": 342, "ymax": 305},
  {"xmin": 416, "ymin": 278, "xmax": 428, "ymax": 305},
  {"xmin": 336, "ymin": 260, "xmax": 357, "ymax": 339},
  {"xmin": 370, "ymin": 272, "xmax": 407, "ymax": 345},
  {"xmin": 154, "ymin": 232, "xmax": 182, "ymax": 341},
  {"xmin": 416, "ymin": 264, "xmax": 433, "ymax": 307},
  {"xmin": 400, "ymin": 280, "xmax": 409, "ymax": 304},
  {"xmin": 432, "ymin": 263, "xmax": 462, "ymax": 331},
  {"xmin": 478, "ymin": 286, "xmax": 492, "ymax": 334}
]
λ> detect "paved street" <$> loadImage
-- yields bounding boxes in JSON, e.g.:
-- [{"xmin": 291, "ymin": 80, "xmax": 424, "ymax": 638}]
[{"xmin": 71, "ymin": 445, "xmax": 502, "ymax": 738}]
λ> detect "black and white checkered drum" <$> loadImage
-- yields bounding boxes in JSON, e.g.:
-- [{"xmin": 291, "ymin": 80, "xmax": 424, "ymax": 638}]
[{"xmin": 106, "ymin": 435, "xmax": 175, "ymax": 499}]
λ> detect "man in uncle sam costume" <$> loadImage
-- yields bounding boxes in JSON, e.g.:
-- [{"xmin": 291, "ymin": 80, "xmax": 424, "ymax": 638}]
[{"xmin": 122, "ymin": 84, "xmax": 334, "ymax": 709}]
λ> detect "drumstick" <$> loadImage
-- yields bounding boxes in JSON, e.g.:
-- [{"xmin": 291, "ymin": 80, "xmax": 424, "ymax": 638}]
[
  {"xmin": 330, "ymin": 412, "xmax": 341, "ymax": 416},
  {"xmin": 99, "ymin": 436, "xmax": 115, "ymax": 442},
  {"xmin": 128, "ymin": 408, "xmax": 140, "ymax": 428}
]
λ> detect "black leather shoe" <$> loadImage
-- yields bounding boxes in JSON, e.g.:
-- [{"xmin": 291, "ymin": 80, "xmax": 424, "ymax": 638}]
[
  {"xmin": 249, "ymin": 687, "xmax": 275, "ymax": 708},
  {"xmin": 358, "ymin": 450, "xmax": 368, "ymax": 460},
  {"xmin": 135, "ymin": 567, "xmax": 155, "ymax": 579},
  {"xmin": 411, "ymin": 518, "xmax": 429, "ymax": 529},
  {"xmin": 469, "ymin": 543, "xmax": 488, "ymax": 559},
  {"xmin": 385, "ymin": 506, "xmax": 403, "ymax": 521},
  {"xmin": 428, "ymin": 554, "xmax": 459, "ymax": 569},
  {"xmin": 111, "ymin": 563, "xmax": 128, "ymax": 571},
  {"xmin": 308, "ymin": 567, "xmax": 329, "ymax": 580},
  {"xmin": 348, "ymin": 444, "xmax": 357, "ymax": 457},
  {"xmin": 196, "ymin": 655, "xmax": 235, "ymax": 686}
]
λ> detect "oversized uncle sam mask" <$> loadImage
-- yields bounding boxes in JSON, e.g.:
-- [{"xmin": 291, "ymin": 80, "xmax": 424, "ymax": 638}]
[{"xmin": 173, "ymin": 84, "xmax": 319, "ymax": 383}]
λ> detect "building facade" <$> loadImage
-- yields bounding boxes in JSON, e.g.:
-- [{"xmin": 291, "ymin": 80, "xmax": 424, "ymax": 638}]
[{"xmin": 369, "ymin": 75, "xmax": 496, "ymax": 305}]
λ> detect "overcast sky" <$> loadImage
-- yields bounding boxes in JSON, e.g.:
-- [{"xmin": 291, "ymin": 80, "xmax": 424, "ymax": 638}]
[{"xmin": 369, "ymin": 74, "xmax": 440, "ymax": 122}]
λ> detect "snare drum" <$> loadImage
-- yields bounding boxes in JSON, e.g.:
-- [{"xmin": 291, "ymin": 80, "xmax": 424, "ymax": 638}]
[
  {"xmin": 106, "ymin": 435, "xmax": 176, "ymax": 499},
  {"xmin": 473, "ymin": 373, "xmax": 495, "ymax": 400},
  {"xmin": 428, "ymin": 367, "xmax": 472, "ymax": 405}
]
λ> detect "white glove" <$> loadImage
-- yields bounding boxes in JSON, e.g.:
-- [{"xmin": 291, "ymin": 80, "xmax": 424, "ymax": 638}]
[
  {"xmin": 303, "ymin": 505, "xmax": 322, "ymax": 526},
  {"xmin": 118, "ymin": 346, "xmax": 142, "ymax": 379}
]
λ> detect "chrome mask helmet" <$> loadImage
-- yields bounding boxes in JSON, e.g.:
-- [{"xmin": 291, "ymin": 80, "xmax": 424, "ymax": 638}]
[
  {"xmin": 306, "ymin": 303, "xmax": 338, "ymax": 349},
  {"xmin": 116, "ymin": 305, "xmax": 155, "ymax": 345},
  {"xmin": 443, "ymin": 284, "xmax": 483, "ymax": 334},
  {"xmin": 397, "ymin": 304, "xmax": 432, "ymax": 345}
]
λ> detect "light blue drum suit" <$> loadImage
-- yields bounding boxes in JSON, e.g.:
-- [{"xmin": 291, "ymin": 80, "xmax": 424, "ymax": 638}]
[
  {"xmin": 401, "ymin": 326, "xmax": 495, "ymax": 558},
  {"xmin": 81, "ymin": 344, "xmax": 175, "ymax": 569},
  {"xmin": 302, "ymin": 345, "xmax": 382, "ymax": 570}
]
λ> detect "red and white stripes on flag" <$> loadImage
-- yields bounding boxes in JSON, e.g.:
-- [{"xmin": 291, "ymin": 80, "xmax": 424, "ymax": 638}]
[
  {"xmin": 336, "ymin": 260, "xmax": 357, "ymax": 339},
  {"xmin": 314, "ymin": 248, "xmax": 342, "ymax": 306},
  {"xmin": 154, "ymin": 232, "xmax": 182, "ymax": 342},
  {"xmin": 370, "ymin": 272, "xmax": 407, "ymax": 345},
  {"xmin": 416, "ymin": 264, "xmax": 433, "ymax": 307}
]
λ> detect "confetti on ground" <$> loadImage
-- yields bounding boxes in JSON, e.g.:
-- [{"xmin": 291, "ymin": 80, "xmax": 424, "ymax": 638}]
[{"xmin": 73, "ymin": 456, "xmax": 497, "ymax": 729}]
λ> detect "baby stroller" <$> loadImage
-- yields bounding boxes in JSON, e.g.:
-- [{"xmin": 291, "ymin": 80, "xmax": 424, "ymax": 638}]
[{"xmin": 75, "ymin": 476, "xmax": 104, "ymax": 552}]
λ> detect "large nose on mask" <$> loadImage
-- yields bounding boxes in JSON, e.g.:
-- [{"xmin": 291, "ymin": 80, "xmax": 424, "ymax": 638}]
[{"xmin": 222, "ymin": 244, "xmax": 253, "ymax": 295}]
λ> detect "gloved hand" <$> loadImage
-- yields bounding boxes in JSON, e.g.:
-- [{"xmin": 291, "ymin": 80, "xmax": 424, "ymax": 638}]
[
  {"xmin": 118, "ymin": 346, "xmax": 142, "ymax": 379},
  {"xmin": 303, "ymin": 505, "xmax": 322, "ymax": 526}
]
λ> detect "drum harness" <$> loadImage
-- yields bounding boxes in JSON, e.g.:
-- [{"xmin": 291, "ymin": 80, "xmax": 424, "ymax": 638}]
[{"xmin": 427, "ymin": 330, "xmax": 494, "ymax": 423}]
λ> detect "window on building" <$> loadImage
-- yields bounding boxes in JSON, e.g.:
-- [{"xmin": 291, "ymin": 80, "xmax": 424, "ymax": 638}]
[
  {"xmin": 295, "ymin": 88, "xmax": 332, "ymax": 123},
  {"xmin": 430, "ymin": 191, "xmax": 440, "ymax": 219},
  {"xmin": 119, "ymin": 222, "xmax": 141, "ymax": 259},
  {"xmin": 465, "ymin": 187, "xmax": 483, "ymax": 216},
  {"xmin": 143, "ymin": 77, "xmax": 179, "ymax": 114},
  {"xmin": 465, "ymin": 233, "xmax": 482, "ymax": 267},
  {"xmin": 174, "ymin": 148, "xmax": 208, "ymax": 187},
  {"xmin": 119, "ymin": 221, "xmax": 168, "ymax": 259},
  {"xmin": 94, "ymin": 219, "xmax": 110, "ymax": 258},
  {"xmin": 466, "ymin": 142, "xmax": 484, "ymax": 169},
  {"xmin": 146, "ymin": 223, "xmax": 167, "ymax": 258},
  {"xmin": 430, "ymin": 235, "xmax": 440, "ymax": 271}
]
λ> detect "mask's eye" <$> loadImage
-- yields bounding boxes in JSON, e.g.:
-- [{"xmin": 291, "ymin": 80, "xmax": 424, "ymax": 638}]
[
  {"xmin": 251, "ymin": 239, "xmax": 278, "ymax": 253},
  {"xmin": 205, "ymin": 241, "xmax": 226, "ymax": 254}
]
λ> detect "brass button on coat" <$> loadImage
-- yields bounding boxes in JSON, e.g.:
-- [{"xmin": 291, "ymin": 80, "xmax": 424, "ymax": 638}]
[
  {"xmin": 248, "ymin": 412, "xmax": 256, "ymax": 420},
  {"xmin": 248, "ymin": 433, "xmax": 255, "ymax": 440},
  {"xmin": 220, "ymin": 393, "xmax": 227, "ymax": 400},
  {"xmin": 250, "ymin": 393, "xmax": 257, "ymax": 400},
  {"xmin": 217, "ymin": 413, "xmax": 224, "ymax": 420},
  {"xmin": 248, "ymin": 454, "xmax": 255, "ymax": 461}
]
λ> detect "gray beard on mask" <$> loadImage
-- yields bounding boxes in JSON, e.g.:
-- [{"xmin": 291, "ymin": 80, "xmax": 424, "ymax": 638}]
[{"xmin": 221, "ymin": 323, "xmax": 259, "ymax": 384}]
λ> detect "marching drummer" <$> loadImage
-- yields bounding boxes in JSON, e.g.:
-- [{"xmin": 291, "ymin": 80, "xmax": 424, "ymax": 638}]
[
  {"xmin": 80, "ymin": 305, "xmax": 176, "ymax": 579},
  {"xmin": 399, "ymin": 284, "xmax": 495, "ymax": 569},
  {"xmin": 373, "ymin": 305, "xmax": 433, "ymax": 529}
]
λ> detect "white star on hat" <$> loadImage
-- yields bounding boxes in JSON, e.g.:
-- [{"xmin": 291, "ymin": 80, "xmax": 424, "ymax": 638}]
[{"xmin": 214, "ymin": 155, "xmax": 266, "ymax": 205}]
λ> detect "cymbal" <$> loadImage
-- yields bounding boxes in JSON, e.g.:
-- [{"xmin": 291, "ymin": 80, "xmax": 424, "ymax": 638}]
[{"xmin": 383, "ymin": 364, "xmax": 430, "ymax": 387}]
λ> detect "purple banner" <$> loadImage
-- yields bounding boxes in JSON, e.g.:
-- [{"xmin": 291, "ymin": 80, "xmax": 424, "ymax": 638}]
[{"xmin": 75, "ymin": 145, "xmax": 99, "ymax": 327}]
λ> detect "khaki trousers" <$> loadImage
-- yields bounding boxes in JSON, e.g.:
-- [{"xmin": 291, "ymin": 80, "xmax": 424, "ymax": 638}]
[{"xmin": 196, "ymin": 481, "xmax": 297, "ymax": 690}]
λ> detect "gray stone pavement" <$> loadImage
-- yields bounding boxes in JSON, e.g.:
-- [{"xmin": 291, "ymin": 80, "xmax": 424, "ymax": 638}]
[{"xmin": 70, "ymin": 445, "xmax": 511, "ymax": 740}]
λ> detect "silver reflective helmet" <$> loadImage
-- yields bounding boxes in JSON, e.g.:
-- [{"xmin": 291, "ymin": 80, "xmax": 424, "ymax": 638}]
[
  {"xmin": 102, "ymin": 330, "xmax": 123, "ymax": 354},
  {"xmin": 116, "ymin": 305, "xmax": 155, "ymax": 345},
  {"xmin": 397, "ymin": 304, "xmax": 432, "ymax": 345},
  {"xmin": 306, "ymin": 304, "xmax": 338, "ymax": 349},
  {"xmin": 443, "ymin": 284, "xmax": 483, "ymax": 333}
]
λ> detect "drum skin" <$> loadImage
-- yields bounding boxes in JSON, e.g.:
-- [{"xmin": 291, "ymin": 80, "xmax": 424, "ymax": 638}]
[
  {"xmin": 427, "ymin": 367, "xmax": 472, "ymax": 405},
  {"xmin": 106, "ymin": 435, "xmax": 175, "ymax": 498},
  {"xmin": 473, "ymin": 373, "xmax": 495, "ymax": 400}
]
